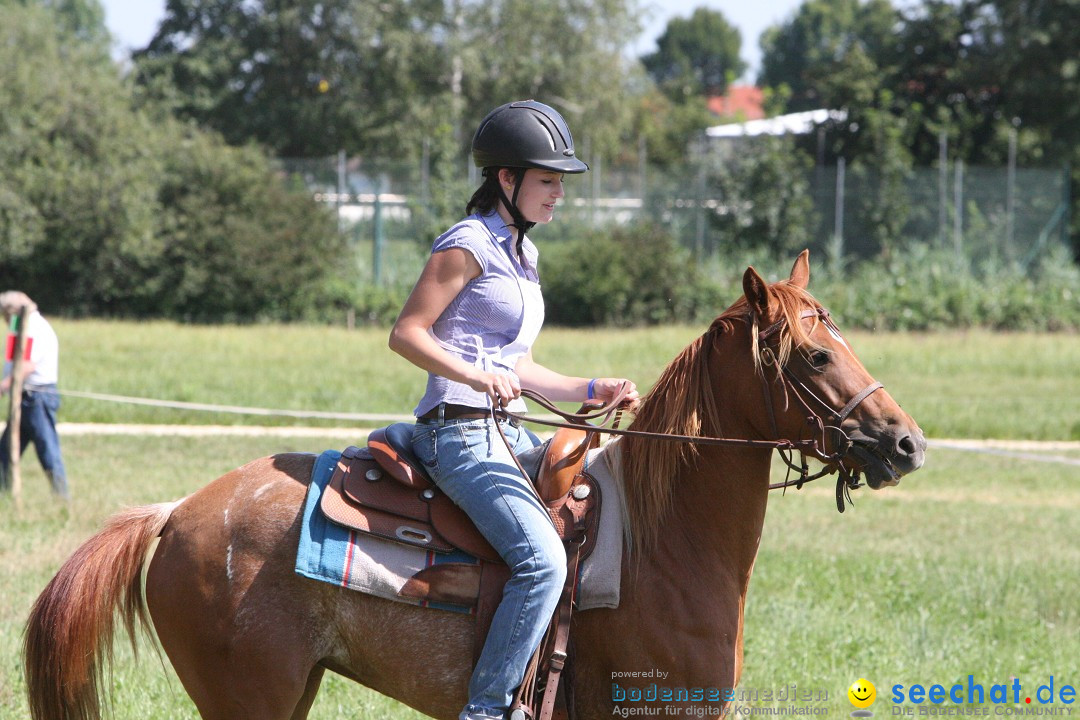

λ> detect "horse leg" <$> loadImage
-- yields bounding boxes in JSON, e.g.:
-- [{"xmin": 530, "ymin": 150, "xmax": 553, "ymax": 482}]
[
  {"xmin": 147, "ymin": 454, "xmax": 337, "ymax": 720},
  {"xmin": 148, "ymin": 453, "xmax": 486, "ymax": 720},
  {"xmin": 149, "ymin": 596, "xmax": 327, "ymax": 720},
  {"xmin": 290, "ymin": 666, "xmax": 326, "ymax": 720}
]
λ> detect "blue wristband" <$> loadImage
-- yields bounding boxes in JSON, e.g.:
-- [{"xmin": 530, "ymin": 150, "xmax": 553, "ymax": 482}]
[{"xmin": 587, "ymin": 378, "xmax": 598, "ymax": 400}]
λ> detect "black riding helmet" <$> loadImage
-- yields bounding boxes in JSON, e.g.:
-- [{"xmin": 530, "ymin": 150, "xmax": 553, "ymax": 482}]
[
  {"xmin": 472, "ymin": 100, "xmax": 589, "ymax": 174},
  {"xmin": 471, "ymin": 100, "xmax": 588, "ymax": 235}
]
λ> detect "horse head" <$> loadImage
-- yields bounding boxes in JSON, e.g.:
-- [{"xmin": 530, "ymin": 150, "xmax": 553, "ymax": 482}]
[{"xmin": 742, "ymin": 250, "xmax": 926, "ymax": 490}]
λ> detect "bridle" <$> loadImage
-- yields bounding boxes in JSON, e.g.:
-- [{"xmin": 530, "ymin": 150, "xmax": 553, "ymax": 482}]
[
  {"xmin": 495, "ymin": 305, "xmax": 885, "ymax": 513},
  {"xmin": 754, "ymin": 307, "xmax": 883, "ymax": 511}
]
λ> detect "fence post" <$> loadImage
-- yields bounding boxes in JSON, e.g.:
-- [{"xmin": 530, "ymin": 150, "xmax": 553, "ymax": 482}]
[
  {"xmin": 832, "ymin": 157, "xmax": 845, "ymax": 264},
  {"xmin": 637, "ymin": 135, "xmax": 647, "ymax": 209},
  {"xmin": 938, "ymin": 131, "xmax": 948, "ymax": 245},
  {"xmin": 373, "ymin": 177, "xmax": 385, "ymax": 285},
  {"xmin": 1064, "ymin": 163, "xmax": 1072, "ymax": 249},
  {"xmin": 5, "ymin": 306, "xmax": 29, "ymax": 503},
  {"xmin": 695, "ymin": 160, "xmax": 706, "ymax": 259},
  {"xmin": 593, "ymin": 152, "xmax": 602, "ymax": 228},
  {"xmin": 954, "ymin": 159, "xmax": 964, "ymax": 258},
  {"xmin": 421, "ymin": 137, "xmax": 431, "ymax": 210},
  {"xmin": 337, "ymin": 149, "xmax": 347, "ymax": 232},
  {"xmin": 1006, "ymin": 128, "xmax": 1017, "ymax": 249}
]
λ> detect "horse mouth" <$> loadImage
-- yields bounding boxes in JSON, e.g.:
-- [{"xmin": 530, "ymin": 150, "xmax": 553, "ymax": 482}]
[{"xmin": 846, "ymin": 443, "xmax": 901, "ymax": 489}]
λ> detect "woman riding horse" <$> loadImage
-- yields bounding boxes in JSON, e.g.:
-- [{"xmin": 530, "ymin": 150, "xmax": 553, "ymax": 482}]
[{"xmin": 388, "ymin": 99, "xmax": 639, "ymax": 720}]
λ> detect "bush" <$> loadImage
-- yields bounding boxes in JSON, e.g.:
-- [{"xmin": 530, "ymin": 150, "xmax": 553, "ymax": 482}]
[
  {"xmin": 0, "ymin": 4, "xmax": 349, "ymax": 323},
  {"xmin": 151, "ymin": 130, "xmax": 346, "ymax": 322},
  {"xmin": 813, "ymin": 243, "xmax": 1080, "ymax": 331},
  {"xmin": 541, "ymin": 222, "xmax": 723, "ymax": 326}
]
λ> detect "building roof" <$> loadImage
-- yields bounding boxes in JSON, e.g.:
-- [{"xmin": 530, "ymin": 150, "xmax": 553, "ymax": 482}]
[
  {"xmin": 706, "ymin": 85, "xmax": 765, "ymax": 121},
  {"xmin": 706, "ymin": 109, "xmax": 848, "ymax": 138}
]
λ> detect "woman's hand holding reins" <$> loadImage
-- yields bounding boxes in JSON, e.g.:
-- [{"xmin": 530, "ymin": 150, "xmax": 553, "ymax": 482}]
[
  {"xmin": 588, "ymin": 377, "xmax": 641, "ymax": 412},
  {"xmin": 465, "ymin": 369, "xmax": 521, "ymax": 407}
]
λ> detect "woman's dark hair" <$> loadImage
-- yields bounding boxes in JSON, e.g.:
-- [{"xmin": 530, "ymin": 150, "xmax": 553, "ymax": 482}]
[{"xmin": 466, "ymin": 167, "xmax": 525, "ymax": 216}]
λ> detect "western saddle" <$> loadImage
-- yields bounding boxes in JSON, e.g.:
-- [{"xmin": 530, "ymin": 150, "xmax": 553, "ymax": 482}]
[{"xmin": 318, "ymin": 420, "xmax": 602, "ymax": 720}]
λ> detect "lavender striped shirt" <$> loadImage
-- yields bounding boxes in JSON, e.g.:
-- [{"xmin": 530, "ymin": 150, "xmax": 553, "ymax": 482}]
[{"xmin": 413, "ymin": 211, "xmax": 545, "ymax": 417}]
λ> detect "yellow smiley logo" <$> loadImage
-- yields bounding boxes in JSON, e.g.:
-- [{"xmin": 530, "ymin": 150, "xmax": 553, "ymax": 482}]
[{"xmin": 848, "ymin": 678, "xmax": 877, "ymax": 709}]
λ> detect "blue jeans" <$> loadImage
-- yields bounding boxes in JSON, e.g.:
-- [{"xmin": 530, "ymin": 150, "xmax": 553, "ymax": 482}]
[
  {"xmin": 1, "ymin": 385, "xmax": 68, "ymax": 498},
  {"xmin": 412, "ymin": 416, "xmax": 566, "ymax": 720}
]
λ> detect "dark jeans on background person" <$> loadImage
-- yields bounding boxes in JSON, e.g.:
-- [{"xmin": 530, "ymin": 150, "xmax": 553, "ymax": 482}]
[{"xmin": 1, "ymin": 385, "xmax": 68, "ymax": 498}]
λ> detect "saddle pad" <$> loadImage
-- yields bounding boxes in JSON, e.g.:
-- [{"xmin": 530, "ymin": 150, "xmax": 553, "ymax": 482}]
[
  {"xmin": 295, "ymin": 450, "xmax": 476, "ymax": 613},
  {"xmin": 295, "ymin": 448, "xmax": 624, "ymax": 612}
]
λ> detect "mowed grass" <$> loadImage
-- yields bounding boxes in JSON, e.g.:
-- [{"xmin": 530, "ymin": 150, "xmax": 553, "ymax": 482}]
[
  {"xmin": 1, "ymin": 435, "xmax": 1077, "ymax": 719},
  {"xmin": 742, "ymin": 446, "xmax": 1080, "ymax": 711},
  {"xmin": 51, "ymin": 319, "xmax": 1080, "ymax": 440},
  {"xmin": 1, "ymin": 321, "xmax": 1078, "ymax": 718}
]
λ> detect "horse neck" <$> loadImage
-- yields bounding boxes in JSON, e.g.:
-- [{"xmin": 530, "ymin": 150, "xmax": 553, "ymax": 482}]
[
  {"xmin": 618, "ymin": 323, "xmax": 777, "ymax": 570},
  {"xmin": 652, "ymin": 444, "xmax": 772, "ymax": 583},
  {"xmin": 586, "ymin": 318, "xmax": 798, "ymax": 691},
  {"xmin": 601, "ymin": 437, "xmax": 773, "ymax": 692}
]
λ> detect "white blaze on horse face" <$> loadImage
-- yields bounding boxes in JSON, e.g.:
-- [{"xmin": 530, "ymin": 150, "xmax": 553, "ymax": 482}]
[{"xmin": 823, "ymin": 321, "xmax": 849, "ymax": 351}]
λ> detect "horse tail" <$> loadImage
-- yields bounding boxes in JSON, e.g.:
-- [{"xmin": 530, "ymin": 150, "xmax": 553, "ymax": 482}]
[{"xmin": 24, "ymin": 500, "xmax": 182, "ymax": 720}]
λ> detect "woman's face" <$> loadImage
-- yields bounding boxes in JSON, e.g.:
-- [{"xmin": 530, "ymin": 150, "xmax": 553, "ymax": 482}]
[{"xmin": 499, "ymin": 168, "xmax": 566, "ymax": 225}]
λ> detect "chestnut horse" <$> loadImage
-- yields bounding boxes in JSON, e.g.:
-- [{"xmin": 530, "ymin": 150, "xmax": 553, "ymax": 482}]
[{"xmin": 25, "ymin": 252, "xmax": 924, "ymax": 720}]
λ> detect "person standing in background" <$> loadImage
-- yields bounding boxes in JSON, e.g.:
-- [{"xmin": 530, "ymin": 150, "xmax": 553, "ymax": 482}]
[{"xmin": 1, "ymin": 291, "xmax": 68, "ymax": 500}]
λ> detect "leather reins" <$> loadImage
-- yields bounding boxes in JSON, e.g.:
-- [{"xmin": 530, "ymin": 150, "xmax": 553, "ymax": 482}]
[{"xmin": 493, "ymin": 306, "xmax": 884, "ymax": 512}]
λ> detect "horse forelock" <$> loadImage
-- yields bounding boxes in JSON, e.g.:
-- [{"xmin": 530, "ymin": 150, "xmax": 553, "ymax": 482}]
[
  {"xmin": 618, "ymin": 279, "xmax": 824, "ymax": 553},
  {"xmin": 717, "ymin": 280, "xmax": 827, "ymax": 375}
]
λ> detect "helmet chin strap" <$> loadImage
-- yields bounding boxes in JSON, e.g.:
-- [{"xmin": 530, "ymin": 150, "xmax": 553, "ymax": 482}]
[{"xmin": 496, "ymin": 174, "xmax": 535, "ymax": 248}]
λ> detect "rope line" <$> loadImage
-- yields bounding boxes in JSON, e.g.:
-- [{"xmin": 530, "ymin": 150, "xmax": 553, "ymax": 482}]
[
  {"xmin": 59, "ymin": 389, "xmax": 413, "ymax": 423},
  {"xmin": 58, "ymin": 389, "xmax": 560, "ymax": 425}
]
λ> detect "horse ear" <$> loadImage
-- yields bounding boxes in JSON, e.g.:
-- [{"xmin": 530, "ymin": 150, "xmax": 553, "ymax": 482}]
[
  {"xmin": 789, "ymin": 249, "xmax": 810, "ymax": 289},
  {"xmin": 743, "ymin": 266, "xmax": 770, "ymax": 318}
]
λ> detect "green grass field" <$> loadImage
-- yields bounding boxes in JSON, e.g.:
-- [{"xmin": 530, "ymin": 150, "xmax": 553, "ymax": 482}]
[
  {"xmin": 1, "ymin": 321, "xmax": 1078, "ymax": 719},
  {"xmin": 50, "ymin": 319, "xmax": 1080, "ymax": 440}
]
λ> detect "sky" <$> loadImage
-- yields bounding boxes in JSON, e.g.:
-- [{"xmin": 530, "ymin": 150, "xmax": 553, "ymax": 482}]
[{"xmin": 99, "ymin": 0, "xmax": 805, "ymax": 81}]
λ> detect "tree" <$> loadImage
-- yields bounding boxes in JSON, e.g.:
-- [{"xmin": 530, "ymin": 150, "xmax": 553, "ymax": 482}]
[
  {"xmin": 0, "ymin": 1, "xmax": 348, "ymax": 321},
  {"xmin": 38, "ymin": 0, "xmax": 111, "ymax": 52},
  {"xmin": 627, "ymin": 90, "xmax": 717, "ymax": 169},
  {"xmin": 972, "ymin": 0, "xmax": 1080, "ymax": 250},
  {"xmin": 973, "ymin": 0, "xmax": 1080, "ymax": 157},
  {"xmin": 459, "ymin": 0, "xmax": 641, "ymax": 160},
  {"xmin": 759, "ymin": 0, "xmax": 1059, "ymax": 168},
  {"xmin": 758, "ymin": 0, "xmax": 897, "ymax": 112},
  {"xmin": 134, "ymin": 0, "xmax": 642, "ymax": 163},
  {"xmin": 704, "ymin": 137, "xmax": 816, "ymax": 258},
  {"xmin": 0, "ymin": 2, "xmax": 164, "ymax": 312},
  {"xmin": 134, "ymin": 0, "xmax": 430, "ymax": 158},
  {"xmin": 641, "ymin": 7, "xmax": 746, "ymax": 101}
]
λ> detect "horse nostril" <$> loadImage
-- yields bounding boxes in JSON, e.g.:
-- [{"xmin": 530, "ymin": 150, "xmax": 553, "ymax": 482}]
[{"xmin": 898, "ymin": 436, "xmax": 917, "ymax": 455}]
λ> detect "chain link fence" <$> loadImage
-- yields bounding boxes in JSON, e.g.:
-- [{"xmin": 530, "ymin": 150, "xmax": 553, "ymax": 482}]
[{"xmin": 278, "ymin": 148, "xmax": 1071, "ymax": 284}]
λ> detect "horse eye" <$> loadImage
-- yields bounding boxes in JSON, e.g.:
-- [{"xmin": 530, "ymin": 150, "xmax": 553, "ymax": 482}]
[{"xmin": 807, "ymin": 350, "xmax": 830, "ymax": 368}]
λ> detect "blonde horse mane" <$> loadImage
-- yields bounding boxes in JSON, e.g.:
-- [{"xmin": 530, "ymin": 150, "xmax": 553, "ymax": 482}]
[{"xmin": 617, "ymin": 279, "xmax": 826, "ymax": 553}]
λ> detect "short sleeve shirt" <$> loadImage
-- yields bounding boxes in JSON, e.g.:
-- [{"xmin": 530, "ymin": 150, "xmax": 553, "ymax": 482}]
[
  {"xmin": 3, "ymin": 311, "xmax": 59, "ymax": 388},
  {"xmin": 414, "ymin": 211, "xmax": 545, "ymax": 416}
]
